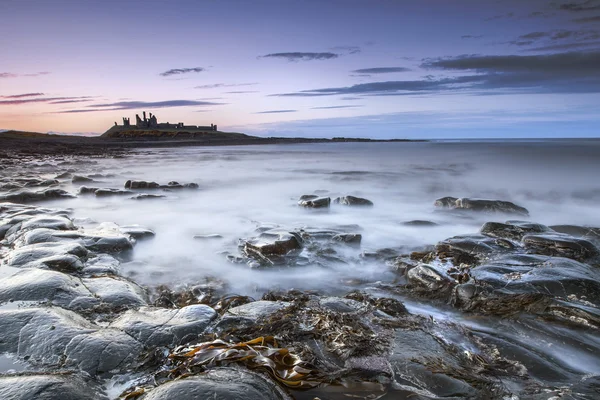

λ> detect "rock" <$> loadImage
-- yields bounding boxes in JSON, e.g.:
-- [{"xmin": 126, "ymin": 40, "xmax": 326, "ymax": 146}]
[
  {"xmin": 333, "ymin": 195, "xmax": 374, "ymax": 206},
  {"xmin": 130, "ymin": 193, "xmax": 166, "ymax": 200},
  {"xmin": 435, "ymin": 197, "xmax": 529, "ymax": 216},
  {"xmin": 71, "ymin": 175, "xmax": 94, "ymax": 183},
  {"xmin": 81, "ymin": 276, "xmax": 148, "ymax": 309},
  {"xmin": 0, "ymin": 188, "xmax": 75, "ymax": 203},
  {"xmin": 523, "ymin": 233, "xmax": 599, "ymax": 261},
  {"xmin": 110, "ymin": 305, "xmax": 217, "ymax": 347},
  {"xmin": 298, "ymin": 196, "xmax": 330, "ymax": 208},
  {"xmin": 318, "ymin": 297, "xmax": 363, "ymax": 313},
  {"xmin": 55, "ymin": 172, "xmax": 73, "ymax": 179},
  {"xmin": 481, "ymin": 221, "xmax": 549, "ymax": 241},
  {"xmin": 78, "ymin": 186, "xmax": 99, "ymax": 195},
  {"xmin": 549, "ymin": 224, "xmax": 600, "ymax": 240},
  {"xmin": 0, "ymin": 268, "xmax": 95, "ymax": 309},
  {"xmin": 94, "ymin": 188, "xmax": 134, "ymax": 197},
  {"xmin": 0, "ymin": 307, "xmax": 142, "ymax": 375},
  {"xmin": 402, "ymin": 220, "xmax": 438, "ymax": 227},
  {"xmin": 407, "ymin": 264, "xmax": 456, "ymax": 294},
  {"xmin": 193, "ymin": 234, "xmax": 223, "ymax": 240},
  {"xmin": 434, "ymin": 196, "xmax": 458, "ymax": 208},
  {"xmin": 0, "ymin": 374, "xmax": 107, "ymax": 400},
  {"xmin": 82, "ymin": 253, "xmax": 120, "ymax": 275},
  {"xmin": 120, "ymin": 225, "xmax": 155, "ymax": 240},
  {"xmin": 436, "ymin": 234, "xmax": 509, "ymax": 265},
  {"xmin": 216, "ymin": 300, "xmax": 291, "ymax": 331},
  {"xmin": 5, "ymin": 242, "xmax": 88, "ymax": 269},
  {"xmin": 241, "ymin": 229, "xmax": 303, "ymax": 263},
  {"xmin": 332, "ymin": 233, "xmax": 362, "ymax": 245},
  {"xmin": 124, "ymin": 180, "xmax": 160, "ymax": 189},
  {"xmin": 141, "ymin": 368, "xmax": 290, "ymax": 400}
]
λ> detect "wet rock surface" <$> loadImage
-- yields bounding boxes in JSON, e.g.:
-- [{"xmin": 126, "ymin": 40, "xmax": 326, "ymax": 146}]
[
  {"xmin": 1, "ymin": 147, "xmax": 600, "ymax": 400},
  {"xmin": 435, "ymin": 196, "xmax": 529, "ymax": 216}
]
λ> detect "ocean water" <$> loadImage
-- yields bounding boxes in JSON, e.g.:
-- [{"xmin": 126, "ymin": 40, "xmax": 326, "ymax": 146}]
[{"xmin": 38, "ymin": 140, "xmax": 600, "ymax": 295}]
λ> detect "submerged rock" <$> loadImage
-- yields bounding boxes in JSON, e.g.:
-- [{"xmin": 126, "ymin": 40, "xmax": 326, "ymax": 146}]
[
  {"xmin": 94, "ymin": 188, "xmax": 134, "ymax": 197},
  {"xmin": 125, "ymin": 180, "xmax": 160, "ymax": 189},
  {"xmin": 72, "ymin": 175, "xmax": 94, "ymax": 183},
  {"xmin": 130, "ymin": 193, "xmax": 166, "ymax": 200},
  {"xmin": 333, "ymin": 195, "xmax": 374, "ymax": 206},
  {"xmin": 241, "ymin": 229, "xmax": 303, "ymax": 263},
  {"xmin": 434, "ymin": 197, "xmax": 529, "ymax": 216},
  {"xmin": 0, "ymin": 188, "xmax": 75, "ymax": 203},
  {"xmin": 298, "ymin": 196, "xmax": 331, "ymax": 208}
]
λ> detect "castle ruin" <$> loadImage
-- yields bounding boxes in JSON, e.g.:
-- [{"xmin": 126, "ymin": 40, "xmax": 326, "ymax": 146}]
[{"xmin": 115, "ymin": 111, "xmax": 217, "ymax": 131}]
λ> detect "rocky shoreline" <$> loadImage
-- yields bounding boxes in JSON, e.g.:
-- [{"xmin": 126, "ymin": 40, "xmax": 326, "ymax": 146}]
[{"xmin": 1, "ymin": 148, "xmax": 599, "ymax": 399}]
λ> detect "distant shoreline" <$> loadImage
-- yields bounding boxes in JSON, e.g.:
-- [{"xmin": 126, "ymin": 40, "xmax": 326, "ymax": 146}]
[{"xmin": 0, "ymin": 129, "xmax": 426, "ymax": 155}]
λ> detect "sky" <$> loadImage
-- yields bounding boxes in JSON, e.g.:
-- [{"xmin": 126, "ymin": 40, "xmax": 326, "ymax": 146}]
[{"xmin": 1, "ymin": 0, "xmax": 599, "ymax": 139}]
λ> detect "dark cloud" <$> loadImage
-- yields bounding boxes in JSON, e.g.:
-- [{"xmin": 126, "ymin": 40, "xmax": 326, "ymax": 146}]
[
  {"xmin": 340, "ymin": 96, "xmax": 363, "ymax": 100},
  {"xmin": 254, "ymin": 109, "xmax": 297, "ymax": 114},
  {"xmin": 558, "ymin": 0, "xmax": 600, "ymax": 12},
  {"xmin": 55, "ymin": 109, "xmax": 110, "ymax": 114},
  {"xmin": 461, "ymin": 35, "xmax": 483, "ymax": 39},
  {"xmin": 49, "ymin": 99, "xmax": 95, "ymax": 104},
  {"xmin": 311, "ymin": 105, "xmax": 363, "ymax": 109},
  {"xmin": 485, "ymin": 12, "xmax": 515, "ymax": 21},
  {"xmin": 272, "ymin": 51, "xmax": 600, "ymax": 97},
  {"xmin": 330, "ymin": 46, "xmax": 361, "ymax": 54},
  {"xmin": 0, "ymin": 96, "xmax": 95, "ymax": 106},
  {"xmin": 0, "ymin": 72, "xmax": 49, "ymax": 78},
  {"xmin": 194, "ymin": 82, "xmax": 258, "ymax": 89},
  {"xmin": 224, "ymin": 91, "xmax": 259, "ymax": 94},
  {"xmin": 259, "ymin": 52, "xmax": 339, "ymax": 61},
  {"xmin": 351, "ymin": 67, "xmax": 410, "ymax": 74},
  {"xmin": 574, "ymin": 15, "xmax": 600, "ymax": 22},
  {"xmin": 525, "ymin": 41, "xmax": 600, "ymax": 51},
  {"xmin": 159, "ymin": 67, "xmax": 204, "ymax": 77},
  {"xmin": 520, "ymin": 32, "xmax": 549, "ymax": 40},
  {"xmin": 1, "ymin": 93, "xmax": 44, "ymax": 98},
  {"xmin": 23, "ymin": 72, "xmax": 50, "ymax": 77},
  {"xmin": 90, "ymin": 100, "xmax": 224, "ymax": 110}
]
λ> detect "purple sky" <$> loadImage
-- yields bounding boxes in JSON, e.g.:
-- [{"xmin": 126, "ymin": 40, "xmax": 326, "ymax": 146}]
[{"xmin": 1, "ymin": 0, "xmax": 599, "ymax": 138}]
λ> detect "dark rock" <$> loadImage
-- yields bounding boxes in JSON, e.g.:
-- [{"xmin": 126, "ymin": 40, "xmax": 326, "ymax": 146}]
[
  {"xmin": 0, "ymin": 374, "xmax": 107, "ymax": 400},
  {"xmin": 81, "ymin": 276, "xmax": 148, "ymax": 309},
  {"xmin": 434, "ymin": 196, "xmax": 458, "ymax": 208},
  {"xmin": 94, "ymin": 188, "xmax": 134, "ymax": 197},
  {"xmin": 78, "ymin": 186, "xmax": 99, "ymax": 195},
  {"xmin": 241, "ymin": 229, "xmax": 303, "ymax": 263},
  {"xmin": 0, "ymin": 307, "xmax": 142, "ymax": 375},
  {"xmin": 549, "ymin": 224, "xmax": 600, "ymax": 240},
  {"xmin": 298, "ymin": 194, "xmax": 318, "ymax": 201},
  {"xmin": 402, "ymin": 220, "xmax": 438, "ymax": 227},
  {"xmin": 523, "ymin": 233, "xmax": 599, "ymax": 261},
  {"xmin": 142, "ymin": 368, "xmax": 290, "ymax": 400},
  {"xmin": 193, "ymin": 234, "xmax": 223, "ymax": 240},
  {"xmin": 332, "ymin": 233, "xmax": 362, "ymax": 245},
  {"xmin": 481, "ymin": 221, "xmax": 549, "ymax": 241},
  {"xmin": 298, "ymin": 196, "xmax": 331, "ymax": 208},
  {"xmin": 0, "ymin": 188, "xmax": 75, "ymax": 203},
  {"xmin": 72, "ymin": 175, "xmax": 94, "ymax": 183},
  {"xmin": 125, "ymin": 180, "xmax": 160, "ymax": 189},
  {"xmin": 333, "ymin": 195, "xmax": 374, "ymax": 206},
  {"xmin": 130, "ymin": 193, "xmax": 166, "ymax": 200},
  {"xmin": 110, "ymin": 305, "xmax": 217, "ymax": 347},
  {"xmin": 407, "ymin": 264, "xmax": 456, "ymax": 294},
  {"xmin": 216, "ymin": 300, "xmax": 291, "ymax": 331},
  {"xmin": 120, "ymin": 225, "xmax": 155, "ymax": 240}
]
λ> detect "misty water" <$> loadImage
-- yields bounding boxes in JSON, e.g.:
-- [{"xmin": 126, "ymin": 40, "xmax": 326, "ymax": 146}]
[
  {"xmin": 47, "ymin": 140, "xmax": 600, "ymax": 295},
  {"xmin": 9, "ymin": 140, "xmax": 600, "ymax": 397}
]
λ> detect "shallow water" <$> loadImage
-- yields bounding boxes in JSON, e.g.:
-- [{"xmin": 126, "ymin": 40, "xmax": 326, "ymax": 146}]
[
  {"xmin": 4, "ymin": 140, "xmax": 600, "ymax": 398},
  {"xmin": 34, "ymin": 140, "xmax": 600, "ymax": 296}
]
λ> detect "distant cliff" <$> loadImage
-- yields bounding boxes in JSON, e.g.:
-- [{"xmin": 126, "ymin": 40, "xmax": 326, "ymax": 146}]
[{"xmin": 101, "ymin": 125, "xmax": 252, "ymax": 140}]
